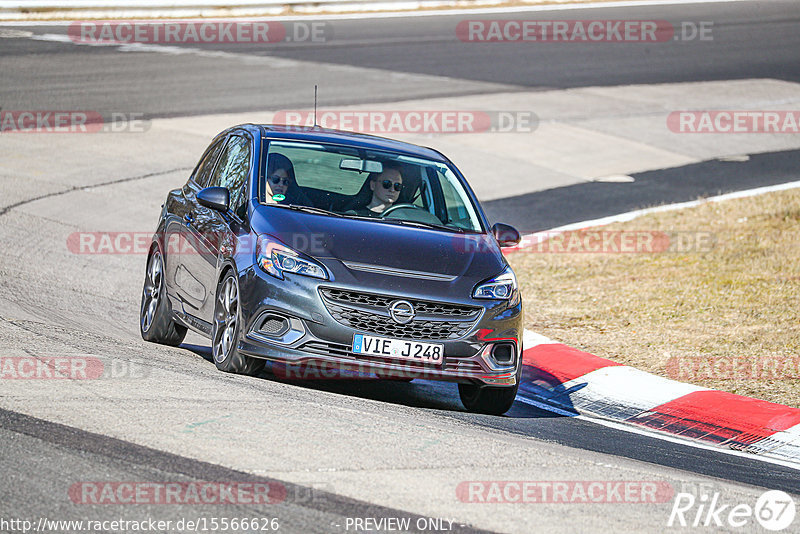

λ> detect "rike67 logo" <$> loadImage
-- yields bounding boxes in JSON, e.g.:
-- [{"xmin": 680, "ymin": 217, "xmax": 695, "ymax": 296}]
[{"xmin": 668, "ymin": 490, "xmax": 796, "ymax": 531}]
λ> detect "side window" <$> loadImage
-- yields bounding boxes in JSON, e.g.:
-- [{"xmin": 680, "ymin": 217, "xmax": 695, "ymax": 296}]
[
  {"xmin": 439, "ymin": 170, "xmax": 461, "ymax": 223},
  {"xmin": 192, "ymin": 137, "xmax": 227, "ymax": 188},
  {"xmin": 209, "ymin": 135, "xmax": 251, "ymax": 217},
  {"xmin": 437, "ymin": 168, "xmax": 480, "ymax": 230}
]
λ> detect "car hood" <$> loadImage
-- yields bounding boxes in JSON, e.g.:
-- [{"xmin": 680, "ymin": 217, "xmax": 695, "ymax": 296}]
[{"xmin": 251, "ymin": 206, "xmax": 505, "ymax": 280}]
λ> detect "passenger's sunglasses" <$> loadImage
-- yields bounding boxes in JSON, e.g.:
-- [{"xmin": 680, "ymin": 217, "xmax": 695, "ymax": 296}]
[
  {"xmin": 269, "ymin": 174, "xmax": 290, "ymax": 186},
  {"xmin": 381, "ymin": 180, "xmax": 402, "ymax": 191}
]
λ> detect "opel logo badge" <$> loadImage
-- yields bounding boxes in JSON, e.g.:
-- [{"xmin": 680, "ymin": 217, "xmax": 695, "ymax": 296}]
[{"xmin": 389, "ymin": 300, "xmax": 415, "ymax": 324}]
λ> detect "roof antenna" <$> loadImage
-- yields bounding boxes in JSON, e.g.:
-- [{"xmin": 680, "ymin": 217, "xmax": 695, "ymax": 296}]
[{"xmin": 313, "ymin": 85, "xmax": 318, "ymax": 128}]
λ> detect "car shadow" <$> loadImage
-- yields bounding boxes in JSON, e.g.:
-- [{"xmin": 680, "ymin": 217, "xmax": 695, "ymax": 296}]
[
  {"xmin": 518, "ymin": 364, "xmax": 581, "ymax": 417},
  {"xmin": 182, "ymin": 343, "xmax": 214, "ymax": 362},
  {"xmin": 180, "ymin": 343, "xmax": 577, "ymax": 419}
]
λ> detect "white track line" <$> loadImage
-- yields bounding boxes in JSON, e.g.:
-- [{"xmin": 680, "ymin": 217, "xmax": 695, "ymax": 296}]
[
  {"xmin": 515, "ymin": 398, "xmax": 800, "ymax": 471},
  {"xmin": 579, "ymin": 409, "xmax": 800, "ymax": 472},
  {"xmin": 516, "ymin": 179, "xmax": 800, "ymax": 248}
]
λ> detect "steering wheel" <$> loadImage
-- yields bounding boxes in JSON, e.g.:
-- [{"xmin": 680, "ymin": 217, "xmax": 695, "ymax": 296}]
[
  {"xmin": 380, "ymin": 203, "xmax": 422, "ymax": 218},
  {"xmin": 380, "ymin": 203, "xmax": 444, "ymax": 226}
]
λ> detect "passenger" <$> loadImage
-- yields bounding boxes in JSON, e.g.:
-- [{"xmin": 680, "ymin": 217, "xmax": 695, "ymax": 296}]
[
  {"xmin": 266, "ymin": 153, "xmax": 312, "ymax": 206},
  {"xmin": 266, "ymin": 153, "xmax": 295, "ymax": 200},
  {"xmin": 348, "ymin": 165, "xmax": 403, "ymax": 216}
]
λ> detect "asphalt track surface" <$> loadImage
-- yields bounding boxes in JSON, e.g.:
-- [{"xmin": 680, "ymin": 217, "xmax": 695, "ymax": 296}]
[
  {"xmin": 1, "ymin": 1, "xmax": 799, "ymax": 117},
  {"xmin": 483, "ymin": 147, "xmax": 800, "ymax": 230},
  {"xmin": 1, "ymin": 1, "xmax": 800, "ymax": 533}
]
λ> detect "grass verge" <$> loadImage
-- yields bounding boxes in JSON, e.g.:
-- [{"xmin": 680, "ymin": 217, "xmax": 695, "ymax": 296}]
[{"xmin": 508, "ymin": 187, "xmax": 800, "ymax": 407}]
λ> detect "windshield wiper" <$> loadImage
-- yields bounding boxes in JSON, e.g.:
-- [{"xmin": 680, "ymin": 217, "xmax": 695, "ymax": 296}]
[
  {"xmin": 379, "ymin": 218, "xmax": 466, "ymax": 233},
  {"xmin": 269, "ymin": 204, "xmax": 344, "ymax": 218}
]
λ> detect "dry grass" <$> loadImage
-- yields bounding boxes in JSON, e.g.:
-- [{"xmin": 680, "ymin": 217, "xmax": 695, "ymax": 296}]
[{"xmin": 508, "ymin": 188, "xmax": 800, "ymax": 407}]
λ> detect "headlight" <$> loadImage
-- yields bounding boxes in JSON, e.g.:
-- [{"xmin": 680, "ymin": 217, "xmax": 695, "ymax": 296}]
[
  {"xmin": 256, "ymin": 235, "xmax": 327, "ymax": 280},
  {"xmin": 473, "ymin": 266, "xmax": 517, "ymax": 300}
]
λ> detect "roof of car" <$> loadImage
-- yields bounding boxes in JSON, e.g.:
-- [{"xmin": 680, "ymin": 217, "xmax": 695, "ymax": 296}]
[{"xmin": 243, "ymin": 124, "xmax": 449, "ymax": 162}]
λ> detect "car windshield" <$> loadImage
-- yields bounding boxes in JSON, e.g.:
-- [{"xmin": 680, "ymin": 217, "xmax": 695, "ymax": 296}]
[{"xmin": 260, "ymin": 140, "xmax": 484, "ymax": 233}]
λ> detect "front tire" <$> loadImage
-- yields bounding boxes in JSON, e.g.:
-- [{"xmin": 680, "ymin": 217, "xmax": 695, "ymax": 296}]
[
  {"xmin": 140, "ymin": 249, "xmax": 187, "ymax": 346},
  {"xmin": 459, "ymin": 364, "xmax": 521, "ymax": 415},
  {"xmin": 459, "ymin": 382, "xmax": 519, "ymax": 415},
  {"xmin": 212, "ymin": 271, "xmax": 264, "ymax": 376}
]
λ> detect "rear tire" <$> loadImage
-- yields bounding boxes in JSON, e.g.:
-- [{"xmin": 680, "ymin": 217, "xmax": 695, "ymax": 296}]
[
  {"xmin": 140, "ymin": 249, "xmax": 187, "ymax": 346},
  {"xmin": 212, "ymin": 271, "xmax": 264, "ymax": 376}
]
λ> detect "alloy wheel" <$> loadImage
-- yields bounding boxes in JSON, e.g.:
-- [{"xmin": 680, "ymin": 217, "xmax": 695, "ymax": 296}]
[
  {"xmin": 213, "ymin": 276, "xmax": 239, "ymax": 363},
  {"xmin": 140, "ymin": 251, "xmax": 162, "ymax": 333}
]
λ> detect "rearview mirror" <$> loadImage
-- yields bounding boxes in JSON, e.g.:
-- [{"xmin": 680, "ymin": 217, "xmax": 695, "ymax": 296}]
[
  {"xmin": 339, "ymin": 159, "xmax": 383, "ymax": 173},
  {"xmin": 197, "ymin": 187, "xmax": 230, "ymax": 212},
  {"xmin": 491, "ymin": 223, "xmax": 521, "ymax": 248}
]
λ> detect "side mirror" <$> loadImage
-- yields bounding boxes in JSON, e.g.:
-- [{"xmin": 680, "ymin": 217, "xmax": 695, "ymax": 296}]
[
  {"xmin": 491, "ymin": 223, "xmax": 521, "ymax": 248},
  {"xmin": 197, "ymin": 187, "xmax": 230, "ymax": 212}
]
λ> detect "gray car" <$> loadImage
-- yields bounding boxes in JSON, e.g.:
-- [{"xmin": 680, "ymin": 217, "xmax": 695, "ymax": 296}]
[{"xmin": 140, "ymin": 125, "xmax": 523, "ymax": 414}]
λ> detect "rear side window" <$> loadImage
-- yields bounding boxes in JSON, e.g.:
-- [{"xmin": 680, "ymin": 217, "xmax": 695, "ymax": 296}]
[{"xmin": 193, "ymin": 137, "xmax": 227, "ymax": 188}]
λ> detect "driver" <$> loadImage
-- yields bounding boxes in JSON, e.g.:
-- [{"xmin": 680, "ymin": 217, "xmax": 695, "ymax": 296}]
[{"xmin": 352, "ymin": 165, "xmax": 403, "ymax": 216}]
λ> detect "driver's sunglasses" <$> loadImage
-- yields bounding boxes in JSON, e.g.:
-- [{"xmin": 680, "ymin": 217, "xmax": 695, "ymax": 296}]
[
  {"xmin": 269, "ymin": 175, "xmax": 290, "ymax": 186},
  {"xmin": 381, "ymin": 180, "xmax": 402, "ymax": 191}
]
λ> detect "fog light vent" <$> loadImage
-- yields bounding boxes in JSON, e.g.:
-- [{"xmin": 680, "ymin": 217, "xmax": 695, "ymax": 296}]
[
  {"xmin": 258, "ymin": 314, "xmax": 289, "ymax": 336},
  {"xmin": 491, "ymin": 343, "xmax": 515, "ymax": 365}
]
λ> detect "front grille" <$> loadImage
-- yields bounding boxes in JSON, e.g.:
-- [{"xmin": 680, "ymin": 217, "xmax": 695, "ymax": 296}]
[
  {"xmin": 321, "ymin": 288, "xmax": 480, "ymax": 318},
  {"xmin": 319, "ymin": 288, "xmax": 482, "ymax": 341}
]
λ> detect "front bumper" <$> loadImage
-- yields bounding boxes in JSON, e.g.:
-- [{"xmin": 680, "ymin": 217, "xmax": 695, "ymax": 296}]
[{"xmin": 236, "ymin": 266, "xmax": 523, "ymax": 386}]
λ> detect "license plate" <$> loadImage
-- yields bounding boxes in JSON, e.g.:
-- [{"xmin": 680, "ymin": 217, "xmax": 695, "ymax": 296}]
[{"xmin": 352, "ymin": 334, "xmax": 444, "ymax": 365}]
